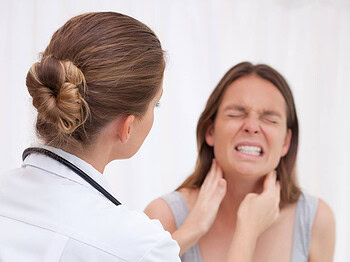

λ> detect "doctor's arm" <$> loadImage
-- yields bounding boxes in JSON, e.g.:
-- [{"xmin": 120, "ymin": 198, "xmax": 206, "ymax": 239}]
[
  {"xmin": 145, "ymin": 159, "xmax": 226, "ymax": 256},
  {"xmin": 225, "ymin": 171, "xmax": 281, "ymax": 262}
]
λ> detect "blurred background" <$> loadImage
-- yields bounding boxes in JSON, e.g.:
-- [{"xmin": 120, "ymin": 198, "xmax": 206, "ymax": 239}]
[{"xmin": 1, "ymin": 0, "xmax": 349, "ymax": 260}]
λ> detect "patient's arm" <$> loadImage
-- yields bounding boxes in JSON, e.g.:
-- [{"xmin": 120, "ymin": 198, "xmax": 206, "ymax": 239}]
[{"xmin": 309, "ymin": 199, "xmax": 335, "ymax": 262}]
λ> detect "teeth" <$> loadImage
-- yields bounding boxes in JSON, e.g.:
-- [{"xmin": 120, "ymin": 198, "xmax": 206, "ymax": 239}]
[{"xmin": 236, "ymin": 146, "xmax": 262, "ymax": 155}]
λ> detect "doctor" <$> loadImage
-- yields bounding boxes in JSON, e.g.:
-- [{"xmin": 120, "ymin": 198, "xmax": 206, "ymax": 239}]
[{"xmin": 0, "ymin": 12, "xmax": 280, "ymax": 261}]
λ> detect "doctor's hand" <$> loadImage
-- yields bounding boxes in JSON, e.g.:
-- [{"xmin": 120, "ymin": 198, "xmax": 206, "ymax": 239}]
[
  {"xmin": 237, "ymin": 171, "xmax": 281, "ymax": 241},
  {"xmin": 172, "ymin": 159, "xmax": 227, "ymax": 255},
  {"xmin": 226, "ymin": 171, "xmax": 280, "ymax": 262},
  {"xmin": 187, "ymin": 158, "xmax": 227, "ymax": 234},
  {"xmin": 236, "ymin": 170, "xmax": 280, "ymax": 239}
]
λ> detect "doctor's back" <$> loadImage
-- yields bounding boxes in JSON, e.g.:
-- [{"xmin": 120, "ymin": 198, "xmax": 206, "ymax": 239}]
[{"xmin": 0, "ymin": 12, "xmax": 179, "ymax": 262}]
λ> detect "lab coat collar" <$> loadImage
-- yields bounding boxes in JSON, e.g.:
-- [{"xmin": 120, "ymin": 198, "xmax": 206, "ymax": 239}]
[{"xmin": 22, "ymin": 145, "xmax": 112, "ymax": 192}]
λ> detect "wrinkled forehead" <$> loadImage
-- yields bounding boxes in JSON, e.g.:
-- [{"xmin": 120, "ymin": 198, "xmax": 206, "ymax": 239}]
[{"xmin": 218, "ymin": 75, "xmax": 289, "ymax": 117}]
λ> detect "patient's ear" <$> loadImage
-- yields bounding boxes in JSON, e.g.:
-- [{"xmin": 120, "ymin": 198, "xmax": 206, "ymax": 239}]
[
  {"xmin": 205, "ymin": 123, "xmax": 215, "ymax": 146},
  {"xmin": 119, "ymin": 115, "xmax": 135, "ymax": 144},
  {"xmin": 281, "ymin": 129, "xmax": 292, "ymax": 157}
]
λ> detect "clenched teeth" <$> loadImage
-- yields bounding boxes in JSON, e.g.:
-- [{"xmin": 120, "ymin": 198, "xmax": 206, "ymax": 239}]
[{"xmin": 236, "ymin": 145, "xmax": 262, "ymax": 156}]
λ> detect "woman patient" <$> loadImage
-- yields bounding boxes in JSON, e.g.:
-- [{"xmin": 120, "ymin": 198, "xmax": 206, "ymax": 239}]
[{"xmin": 145, "ymin": 62, "xmax": 335, "ymax": 262}]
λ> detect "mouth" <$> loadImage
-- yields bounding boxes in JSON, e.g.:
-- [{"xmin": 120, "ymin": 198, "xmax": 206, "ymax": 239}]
[{"xmin": 235, "ymin": 145, "xmax": 264, "ymax": 156}]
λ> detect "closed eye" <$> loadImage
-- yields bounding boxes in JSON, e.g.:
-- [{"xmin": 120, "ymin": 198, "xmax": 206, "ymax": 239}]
[
  {"xmin": 265, "ymin": 119, "xmax": 278, "ymax": 124},
  {"xmin": 227, "ymin": 114, "xmax": 243, "ymax": 118},
  {"xmin": 261, "ymin": 110, "xmax": 282, "ymax": 124}
]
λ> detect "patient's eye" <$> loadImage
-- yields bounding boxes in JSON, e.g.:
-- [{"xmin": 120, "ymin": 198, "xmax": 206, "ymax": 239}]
[
  {"xmin": 267, "ymin": 119, "xmax": 278, "ymax": 124},
  {"xmin": 228, "ymin": 114, "xmax": 243, "ymax": 117},
  {"xmin": 262, "ymin": 117, "xmax": 279, "ymax": 125}
]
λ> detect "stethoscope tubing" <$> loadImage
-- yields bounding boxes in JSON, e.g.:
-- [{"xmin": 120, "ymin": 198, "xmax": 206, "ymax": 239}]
[{"xmin": 22, "ymin": 147, "xmax": 121, "ymax": 206}]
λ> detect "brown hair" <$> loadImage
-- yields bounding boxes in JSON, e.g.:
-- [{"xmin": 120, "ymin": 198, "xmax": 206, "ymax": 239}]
[
  {"xmin": 26, "ymin": 12, "xmax": 165, "ymax": 151},
  {"xmin": 179, "ymin": 62, "xmax": 301, "ymax": 206}
]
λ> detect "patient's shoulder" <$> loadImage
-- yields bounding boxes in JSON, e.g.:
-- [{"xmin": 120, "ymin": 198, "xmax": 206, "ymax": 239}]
[
  {"xmin": 144, "ymin": 195, "xmax": 177, "ymax": 233},
  {"xmin": 178, "ymin": 187, "xmax": 199, "ymax": 211},
  {"xmin": 144, "ymin": 188, "xmax": 199, "ymax": 233}
]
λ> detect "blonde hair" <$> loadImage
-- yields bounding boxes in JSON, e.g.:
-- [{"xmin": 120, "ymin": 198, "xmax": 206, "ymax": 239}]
[{"xmin": 26, "ymin": 12, "xmax": 165, "ymax": 151}]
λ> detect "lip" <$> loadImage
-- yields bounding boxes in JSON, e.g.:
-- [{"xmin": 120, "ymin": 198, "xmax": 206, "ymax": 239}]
[{"xmin": 234, "ymin": 141, "xmax": 265, "ymax": 158}]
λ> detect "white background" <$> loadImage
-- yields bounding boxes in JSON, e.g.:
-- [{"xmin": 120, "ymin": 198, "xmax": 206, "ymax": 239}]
[{"xmin": 1, "ymin": 0, "xmax": 349, "ymax": 260}]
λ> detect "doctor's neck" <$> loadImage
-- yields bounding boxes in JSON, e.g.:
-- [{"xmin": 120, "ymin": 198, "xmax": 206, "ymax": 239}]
[
  {"xmin": 62, "ymin": 116, "xmax": 133, "ymax": 174},
  {"xmin": 62, "ymin": 127, "xmax": 117, "ymax": 174},
  {"xmin": 63, "ymin": 141, "xmax": 112, "ymax": 175}
]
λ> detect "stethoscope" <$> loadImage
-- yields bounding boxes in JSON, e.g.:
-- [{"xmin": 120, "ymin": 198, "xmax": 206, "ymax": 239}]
[{"xmin": 22, "ymin": 147, "xmax": 121, "ymax": 207}]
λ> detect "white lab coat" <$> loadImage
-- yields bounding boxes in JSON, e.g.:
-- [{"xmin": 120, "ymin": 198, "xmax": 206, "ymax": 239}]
[{"xmin": 0, "ymin": 146, "xmax": 180, "ymax": 261}]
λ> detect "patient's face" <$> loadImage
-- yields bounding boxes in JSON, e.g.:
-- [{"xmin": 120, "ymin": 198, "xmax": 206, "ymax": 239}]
[{"xmin": 205, "ymin": 75, "xmax": 292, "ymax": 178}]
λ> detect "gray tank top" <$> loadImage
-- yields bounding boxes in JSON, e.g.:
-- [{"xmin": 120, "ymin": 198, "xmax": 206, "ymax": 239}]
[{"xmin": 161, "ymin": 191, "xmax": 318, "ymax": 262}]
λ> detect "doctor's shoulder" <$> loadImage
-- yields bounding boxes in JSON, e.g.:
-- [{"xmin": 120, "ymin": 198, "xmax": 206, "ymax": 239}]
[
  {"xmin": 83, "ymin": 203, "xmax": 180, "ymax": 261},
  {"xmin": 0, "ymin": 170, "xmax": 179, "ymax": 262},
  {"xmin": 100, "ymin": 205, "xmax": 181, "ymax": 261},
  {"xmin": 61, "ymin": 197, "xmax": 181, "ymax": 261}
]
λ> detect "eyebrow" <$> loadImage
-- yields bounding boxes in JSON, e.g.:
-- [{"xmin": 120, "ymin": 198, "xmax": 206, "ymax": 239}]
[
  {"xmin": 223, "ymin": 104, "xmax": 282, "ymax": 118},
  {"xmin": 223, "ymin": 105, "xmax": 246, "ymax": 112},
  {"xmin": 261, "ymin": 110, "xmax": 282, "ymax": 118}
]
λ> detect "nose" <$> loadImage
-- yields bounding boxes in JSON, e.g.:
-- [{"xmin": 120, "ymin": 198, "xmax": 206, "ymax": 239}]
[{"xmin": 243, "ymin": 116, "xmax": 260, "ymax": 134}]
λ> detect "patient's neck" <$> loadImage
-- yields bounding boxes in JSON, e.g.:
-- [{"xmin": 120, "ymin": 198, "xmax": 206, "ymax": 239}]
[{"xmin": 217, "ymin": 172, "xmax": 265, "ymax": 225}]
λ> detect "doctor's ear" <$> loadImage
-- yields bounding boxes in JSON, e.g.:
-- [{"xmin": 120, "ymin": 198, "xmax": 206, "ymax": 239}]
[
  {"xmin": 119, "ymin": 115, "xmax": 135, "ymax": 144},
  {"xmin": 205, "ymin": 124, "xmax": 215, "ymax": 146}
]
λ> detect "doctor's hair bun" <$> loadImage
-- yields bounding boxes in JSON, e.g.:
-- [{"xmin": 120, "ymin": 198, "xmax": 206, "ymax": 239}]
[
  {"xmin": 25, "ymin": 12, "xmax": 165, "ymax": 150},
  {"xmin": 26, "ymin": 56, "xmax": 89, "ymax": 135}
]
